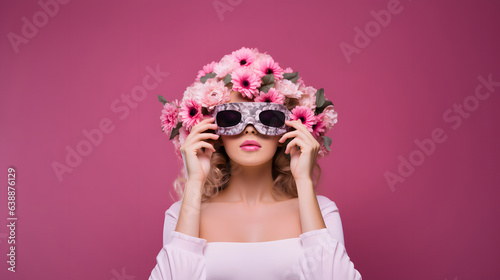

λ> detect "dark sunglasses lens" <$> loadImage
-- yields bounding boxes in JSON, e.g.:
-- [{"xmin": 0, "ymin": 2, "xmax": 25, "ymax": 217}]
[
  {"xmin": 259, "ymin": 110, "xmax": 285, "ymax": 127},
  {"xmin": 217, "ymin": 110, "xmax": 242, "ymax": 127}
]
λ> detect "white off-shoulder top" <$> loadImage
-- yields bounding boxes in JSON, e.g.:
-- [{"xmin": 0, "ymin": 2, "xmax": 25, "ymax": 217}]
[{"xmin": 149, "ymin": 195, "xmax": 362, "ymax": 280}]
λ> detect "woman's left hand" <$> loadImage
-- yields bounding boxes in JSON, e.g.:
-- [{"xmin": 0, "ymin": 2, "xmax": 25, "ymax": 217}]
[{"xmin": 278, "ymin": 119, "xmax": 320, "ymax": 182}]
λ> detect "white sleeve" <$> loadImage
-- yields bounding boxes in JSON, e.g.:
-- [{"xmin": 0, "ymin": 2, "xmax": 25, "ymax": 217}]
[
  {"xmin": 317, "ymin": 195, "xmax": 345, "ymax": 247},
  {"xmin": 148, "ymin": 201, "xmax": 207, "ymax": 280},
  {"xmin": 291, "ymin": 195, "xmax": 362, "ymax": 279}
]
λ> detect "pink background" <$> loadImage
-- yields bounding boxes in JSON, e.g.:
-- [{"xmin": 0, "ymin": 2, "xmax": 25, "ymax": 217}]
[{"xmin": 1, "ymin": 0, "xmax": 499, "ymax": 279}]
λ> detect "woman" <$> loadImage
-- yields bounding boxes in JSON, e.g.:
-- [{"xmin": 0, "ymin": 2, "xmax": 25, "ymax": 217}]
[{"xmin": 149, "ymin": 47, "xmax": 362, "ymax": 279}]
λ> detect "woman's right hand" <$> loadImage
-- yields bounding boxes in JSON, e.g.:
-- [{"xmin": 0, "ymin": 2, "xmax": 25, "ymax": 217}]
[{"xmin": 180, "ymin": 117, "xmax": 219, "ymax": 184}]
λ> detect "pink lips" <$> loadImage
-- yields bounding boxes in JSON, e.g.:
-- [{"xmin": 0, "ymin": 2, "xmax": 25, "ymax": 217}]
[{"xmin": 240, "ymin": 140, "xmax": 261, "ymax": 151}]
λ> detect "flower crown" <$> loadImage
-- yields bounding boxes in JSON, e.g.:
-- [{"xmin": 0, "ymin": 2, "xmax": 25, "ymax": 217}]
[{"xmin": 158, "ymin": 47, "xmax": 338, "ymax": 160}]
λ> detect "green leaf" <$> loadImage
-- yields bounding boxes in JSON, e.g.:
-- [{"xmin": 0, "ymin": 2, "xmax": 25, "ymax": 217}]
[
  {"xmin": 258, "ymin": 83, "xmax": 274, "ymax": 93},
  {"xmin": 315, "ymin": 100, "xmax": 334, "ymax": 115},
  {"xmin": 200, "ymin": 72, "xmax": 217, "ymax": 84},
  {"xmin": 315, "ymin": 89, "xmax": 325, "ymax": 108},
  {"xmin": 283, "ymin": 72, "xmax": 299, "ymax": 83},
  {"xmin": 169, "ymin": 122, "xmax": 183, "ymax": 140},
  {"xmin": 261, "ymin": 73, "xmax": 275, "ymax": 85},
  {"xmin": 323, "ymin": 136, "xmax": 332, "ymax": 152},
  {"xmin": 158, "ymin": 95, "xmax": 168, "ymax": 105},
  {"xmin": 223, "ymin": 74, "xmax": 232, "ymax": 85}
]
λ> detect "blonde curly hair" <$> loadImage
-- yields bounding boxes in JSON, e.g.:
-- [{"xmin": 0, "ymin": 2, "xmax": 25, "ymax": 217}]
[{"xmin": 169, "ymin": 139, "xmax": 322, "ymax": 202}]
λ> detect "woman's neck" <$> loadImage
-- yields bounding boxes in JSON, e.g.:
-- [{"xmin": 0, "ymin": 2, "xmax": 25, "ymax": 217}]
[{"xmin": 218, "ymin": 158, "xmax": 278, "ymax": 206}]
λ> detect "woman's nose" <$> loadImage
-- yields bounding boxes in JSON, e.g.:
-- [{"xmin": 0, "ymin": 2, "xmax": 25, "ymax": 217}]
[{"xmin": 243, "ymin": 124, "xmax": 257, "ymax": 134}]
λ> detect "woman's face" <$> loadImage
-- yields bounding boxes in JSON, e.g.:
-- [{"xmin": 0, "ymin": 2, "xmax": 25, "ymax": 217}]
[
  {"xmin": 220, "ymin": 125, "xmax": 282, "ymax": 167},
  {"xmin": 218, "ymin": 90, "xmax": 283, "ymax": 167}
]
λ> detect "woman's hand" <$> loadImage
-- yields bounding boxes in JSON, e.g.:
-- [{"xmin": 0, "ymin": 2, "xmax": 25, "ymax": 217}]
[
  {"xmin": 278, "ymin": 119, "xmax": 320, "ymax": 182},
  {"xmin": 180, "ymin": 117, "xmax": 219, "ymax": 183}
]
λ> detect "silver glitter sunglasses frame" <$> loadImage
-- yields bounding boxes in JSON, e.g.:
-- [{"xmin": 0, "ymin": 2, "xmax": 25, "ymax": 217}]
[{"xmin": 210, "ymin": 102, "xmax": 292, "ymax": 136}]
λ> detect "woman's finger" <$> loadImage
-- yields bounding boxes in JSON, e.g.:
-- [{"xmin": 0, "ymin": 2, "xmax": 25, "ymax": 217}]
[
  {"xmin": 285, "ymin": 120, "xmax": 315, "ymax": 141},
  {"xmin": 279, "ymin": 130, "xmax": 300, "ymax": 143},
  {"xmin": 189, "ymin": 117, "xmax": 217, "ymax": 135},
  {"xmin": 285, "ymin": 136, "xmax": 319, "ymax": 155},
  {"xmin": 285, "ymin": 138, "xmax": 300, "ymax": 154},
  {"xmin": 183, "ymin": 130, "xmax": 219, "ymax": 147},
  {"xmin": 191, "ymin": 141, "xmax": 216, "ymax": 154},
  {"xmin": 193, "ymin": 132, "xmax": 220, "ymax": 142}
]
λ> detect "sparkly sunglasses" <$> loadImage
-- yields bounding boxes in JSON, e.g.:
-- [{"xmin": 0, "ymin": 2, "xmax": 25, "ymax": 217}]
[{"xmin": 210, "ymin": 102, "xmax": 292, "ymax": 136}]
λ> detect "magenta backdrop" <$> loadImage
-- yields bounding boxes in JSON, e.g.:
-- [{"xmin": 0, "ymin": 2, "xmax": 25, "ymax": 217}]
[{"xmin": 1, "ymin": 0, "xmax": 499, "ymax": 279}]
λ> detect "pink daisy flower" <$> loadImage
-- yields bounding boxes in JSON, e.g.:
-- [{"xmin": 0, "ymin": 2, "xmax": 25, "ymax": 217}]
[
  {"xmin": 254, "ymin": 88, "xmax": 285, "ymax": 104},
  {"xmin": 231, "ymin": 47, "xmax": 256, "ymax": 67},
  {"xmin": 290, "ymin": 106, "xmax": 316, "ymax": 133},
  {"xmin": 160, "ymin": 100, "xmax": 180, "ymax": 136},
  {"xmin": 196, "ymin": 61, "xmax": 217, "ymax": 80},
  {"xmin": 231, "ymin": 67, "xmax": 261, "ymax": 99},
  {"xmin": 312, "ymin": 113, "xmax": 327, "ymax": 137},
  {"xmin": 253, "ymin": 56, "xmax": 284, "ymax": 81},
  {"xmin": 179, "ymin": 98, "xmax": 203, "ymax": 131}
]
